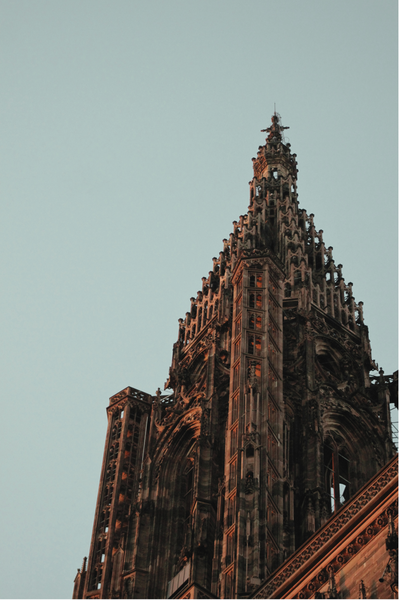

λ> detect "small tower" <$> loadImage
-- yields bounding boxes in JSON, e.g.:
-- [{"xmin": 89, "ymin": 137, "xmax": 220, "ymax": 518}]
[
  {"xmin": 74, "ymin": 115, "xmax": 396, "ymax": 599},
  {"xmin": 80, "ymin": 387, "xmax": 152, "ymax": 599}
]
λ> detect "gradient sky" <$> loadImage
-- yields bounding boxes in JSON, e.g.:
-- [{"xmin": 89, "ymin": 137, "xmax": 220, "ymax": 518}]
[{"xmin": 0, "ymin": 1, "xmax": 397, "ymax": 598}]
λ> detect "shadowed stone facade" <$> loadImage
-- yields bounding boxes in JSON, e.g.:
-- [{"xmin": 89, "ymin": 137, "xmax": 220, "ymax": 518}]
[{"xmin": 73, "ymin": 115, "xmax": 397, "ymax": 599}]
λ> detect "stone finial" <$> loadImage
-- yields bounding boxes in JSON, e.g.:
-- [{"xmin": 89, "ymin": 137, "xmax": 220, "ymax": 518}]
[
  {"xmin": 336, "ymin": 264, "xmax": 343, "ymax": 280},
  {"xmin": 356, "ymin": 301, "xmax": 364, "ymax": 323}
]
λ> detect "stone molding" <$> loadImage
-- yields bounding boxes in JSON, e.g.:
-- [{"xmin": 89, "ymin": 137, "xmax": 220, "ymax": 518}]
[{"xmin": 252, "ymin": 454, "xmax": 398, "ymax": 599}]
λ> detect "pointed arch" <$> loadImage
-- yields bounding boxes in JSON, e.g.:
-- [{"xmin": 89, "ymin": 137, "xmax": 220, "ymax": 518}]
[{"xmin": 148, "ymin": 413, "xmax": 201, "ymax": 597}]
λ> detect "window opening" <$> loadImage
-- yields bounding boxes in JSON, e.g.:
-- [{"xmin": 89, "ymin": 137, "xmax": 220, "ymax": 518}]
[
  {"xmin": 235, "ymin": 316, "xmax": 242, "ymax": 337},
  {"xmin": 248, "ymin": 335, "xmax": 255, "ymax": 355},
  {"xmin": 232, "ymin": 394, "xmax": 238, "ymax": 423},
  {"xmin": 246, "ymin": 445, "xmax": 254, "ymax": 458},
  {"xmin": 230, "ymin": 426, "xmax": 238, "ymax": 456},
  {"xmin": 324, "ymin": 443, "xmax": 350, "ymax": 512},
  {"xmin": 225, "ymin": 567, "xmax": 234, "ymax": 597},
  {"xmin": 234, "ymin": 339, "xmax": 241, "ymax": 361},
  {"xmin": 233, "ymin": 363, "xmax": 240, "ymax": 391},
  {"xmin": 229, "ymin": 459, "xmax": 237, "ymax": 492},
  {"xmin": 227, "ymin": 494, "xmax": 235, "ymax": 528},
  {"xmin": 226, "ymin": 532, "xmax": 234, "ymax": 565}
]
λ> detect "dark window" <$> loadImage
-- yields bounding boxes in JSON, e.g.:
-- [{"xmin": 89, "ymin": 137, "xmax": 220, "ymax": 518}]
[
  {"xmin": 246, "ymin": 445, "xmax": 254, "ymax": 458},
  {"xmin": 324, "ymin": 443, "xmax": 350, "ymax": 512},
  {"xmin": 248, "ymin": 335, "xmax": 254, "ymax": 355}
]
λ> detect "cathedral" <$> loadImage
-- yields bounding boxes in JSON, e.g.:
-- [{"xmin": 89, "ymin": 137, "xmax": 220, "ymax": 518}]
[{"xmin": 73, "ymin": 115, "xmax": 398, "ymax": 599}]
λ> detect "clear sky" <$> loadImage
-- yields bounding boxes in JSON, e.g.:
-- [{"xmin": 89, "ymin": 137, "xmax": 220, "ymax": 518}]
[{"xmin": 0, "ymin": 1, "xmax": 397, "ymax": 598}]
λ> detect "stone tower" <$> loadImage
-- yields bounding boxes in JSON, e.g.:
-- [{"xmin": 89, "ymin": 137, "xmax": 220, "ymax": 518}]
[{"xmin": 73, "ymin": 114, "xmax": 396, "ymax": 600}]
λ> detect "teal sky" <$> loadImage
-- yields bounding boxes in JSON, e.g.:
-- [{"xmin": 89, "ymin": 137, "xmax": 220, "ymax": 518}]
[{"xmin": 0, "ymin": 1, "xmax": 397, "ymax": 598}]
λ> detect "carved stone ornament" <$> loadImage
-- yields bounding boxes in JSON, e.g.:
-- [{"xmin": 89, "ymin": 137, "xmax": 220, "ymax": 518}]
[
  {"xmin": 253, "ymin": 458, "xmax": 398, "ymax": 599},
  {"xmin": 153, "ymin": 409, "xmax": 202, "ymax": 480},
  {"xmin": 253, "ymin": 154, "xmax": 267, "ymax": 178}
]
